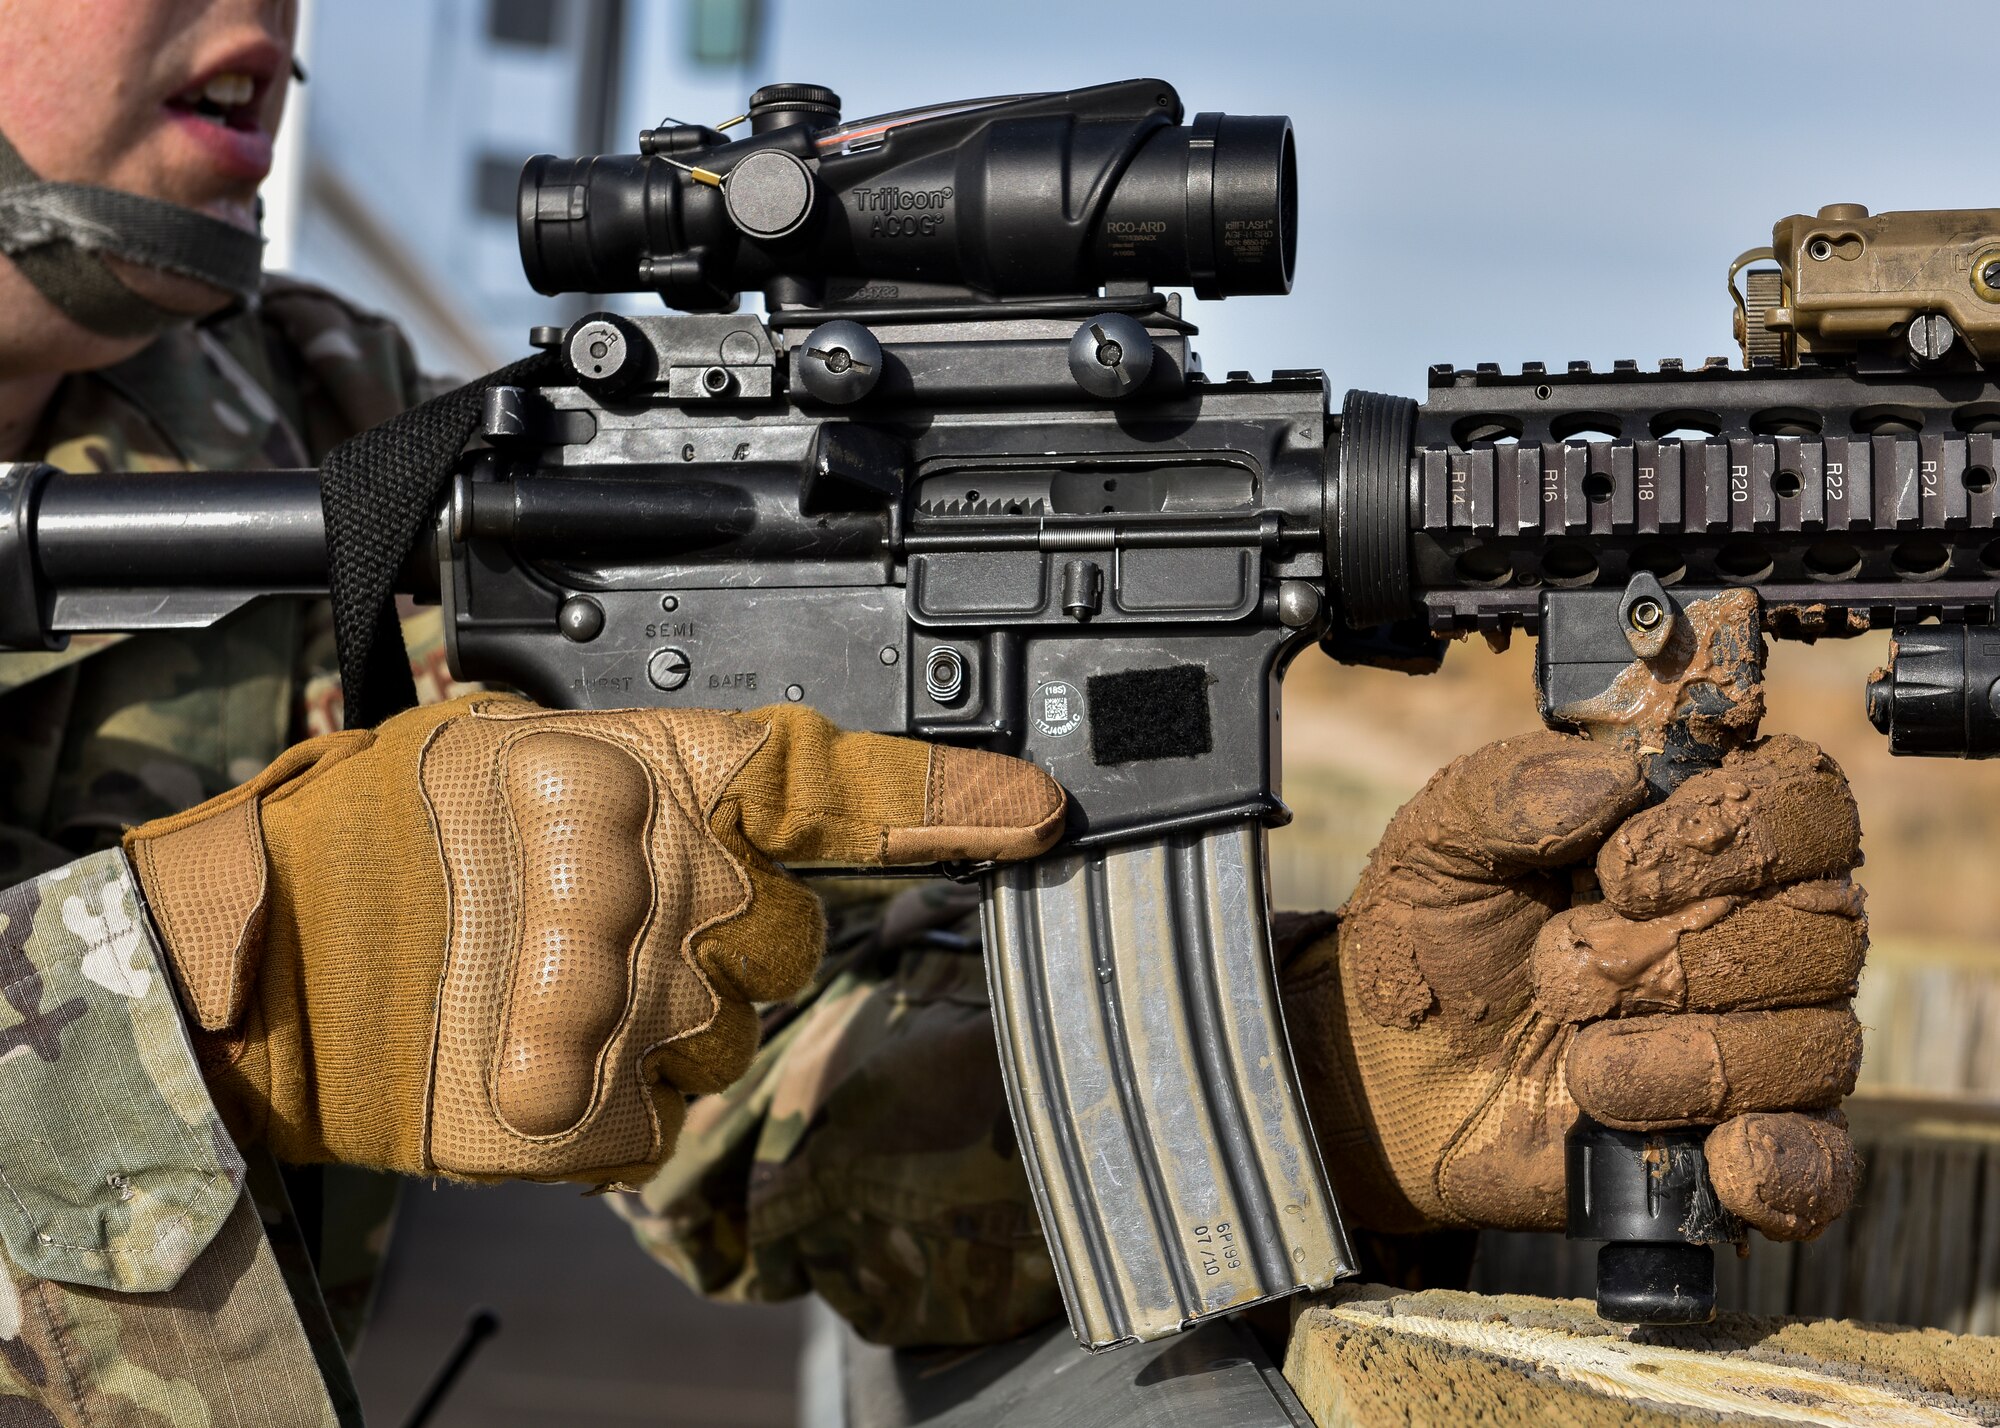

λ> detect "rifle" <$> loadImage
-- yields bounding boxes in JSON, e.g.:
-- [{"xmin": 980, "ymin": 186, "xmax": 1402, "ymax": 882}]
[{"xmin": 5, "ymin": 77, "xmax": 1998, "ymax": 1344}]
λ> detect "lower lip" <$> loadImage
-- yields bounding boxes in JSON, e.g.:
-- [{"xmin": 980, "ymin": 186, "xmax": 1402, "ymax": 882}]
[{"xmin": 160, "ymin": 107, "xmax": 275, "ymax": 184}]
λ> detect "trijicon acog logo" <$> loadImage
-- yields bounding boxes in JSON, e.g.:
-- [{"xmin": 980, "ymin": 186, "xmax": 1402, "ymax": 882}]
[{"xmin": 1032, "ymin": 680, "xmax": 1083, "ymax": 738}]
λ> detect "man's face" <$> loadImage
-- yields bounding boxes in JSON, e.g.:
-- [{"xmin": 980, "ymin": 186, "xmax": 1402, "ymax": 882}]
[{"xmin": 0, "ymin": 0, "xmax": 299, "ymax": 234}]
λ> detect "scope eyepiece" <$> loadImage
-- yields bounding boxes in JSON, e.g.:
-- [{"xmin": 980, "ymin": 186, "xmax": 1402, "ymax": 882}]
[{"xmin": 517, "ymin": 77, "xmax": 1295, "ymax": 312}]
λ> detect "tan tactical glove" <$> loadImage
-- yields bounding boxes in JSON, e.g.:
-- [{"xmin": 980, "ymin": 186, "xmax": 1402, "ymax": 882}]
[
  {"xmin": 1283, "ymin": 730, "xmax": 1864, "ymax": 1242},
  {"xmin": 124, "ymin": 695, "xmax": 1064, "ymax": 1186}
]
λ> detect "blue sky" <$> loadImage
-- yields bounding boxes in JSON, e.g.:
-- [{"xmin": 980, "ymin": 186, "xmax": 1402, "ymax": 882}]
[{"xmin": 303, "ymin": 0, "xmax": 1997, "ymax": 392}]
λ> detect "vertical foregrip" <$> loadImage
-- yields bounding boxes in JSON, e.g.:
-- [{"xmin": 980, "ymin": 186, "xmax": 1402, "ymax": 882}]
[{"xmin": 982, "ymin": 823, "xmax": 1356, "ymax": 1350}]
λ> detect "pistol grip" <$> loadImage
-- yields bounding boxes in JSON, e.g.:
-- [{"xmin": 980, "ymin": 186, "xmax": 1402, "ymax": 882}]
[{"xmin": 981, "ymin": 821, "xmax": 1355, "ymax": 1350}]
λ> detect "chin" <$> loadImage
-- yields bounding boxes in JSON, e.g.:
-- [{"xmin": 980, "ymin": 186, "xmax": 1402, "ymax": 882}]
[{"xmin": 200, "ymin": 196, "xmax": 262, "ymax": 234}]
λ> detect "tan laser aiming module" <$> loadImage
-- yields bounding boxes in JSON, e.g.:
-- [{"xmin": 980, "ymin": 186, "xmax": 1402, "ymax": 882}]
[{"xmin": 1735, "ymin": 204, "xmax": 2000, "ymax": 367}]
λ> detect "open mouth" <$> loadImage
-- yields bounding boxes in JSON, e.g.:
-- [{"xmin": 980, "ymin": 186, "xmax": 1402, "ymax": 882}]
[{"xmin": 165, "ymin": 72, "xmax": 264, "ymax": 134}]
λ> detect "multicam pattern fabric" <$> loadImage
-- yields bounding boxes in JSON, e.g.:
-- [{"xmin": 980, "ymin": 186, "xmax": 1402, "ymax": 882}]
[
  {"xmin": 0, "ymin": 852, "xmax": 338, "ymax": 1426},
  {"xmin": 618, "ymin": 880, "xmax": 1066, "ymax": 1348},
  {"xmin": 0, "ymin": 279, "xmax": 435, "ymax": 888},
  {"xmin": 0, "ymin": 278, "xmax": 437, "ymax": 1423},
  {"xmin": 0, "ymin": 852, "xmax": 241, "ymax": 1292}
]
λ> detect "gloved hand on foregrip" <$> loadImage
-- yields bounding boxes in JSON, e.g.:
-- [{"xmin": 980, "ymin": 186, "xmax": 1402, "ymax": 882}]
[
  {"xmin": 124, "ymin": 695, "xmax": 1065, "ymax": 1186},
  {"xmin": 1282, "ymin": 730, "xmax": 1865, "ymax": 1242}
]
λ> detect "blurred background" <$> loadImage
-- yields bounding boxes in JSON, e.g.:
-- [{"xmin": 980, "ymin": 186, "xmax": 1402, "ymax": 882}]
[{"xmin": 271, "ymin": 2, "xmax": 2000, "ymax": 1422}]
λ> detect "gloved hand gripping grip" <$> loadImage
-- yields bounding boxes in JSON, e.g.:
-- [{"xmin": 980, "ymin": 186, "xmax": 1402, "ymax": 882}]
[
  {"xmin": 1540, "ymin": 575, "xmax": 1767, "ymax": 1324},
  {"xmin": 981, "ymin": 821, "xmax": 1355, "ymax": 1350}
]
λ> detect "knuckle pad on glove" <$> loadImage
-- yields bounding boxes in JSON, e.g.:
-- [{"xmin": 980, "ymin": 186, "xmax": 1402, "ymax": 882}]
[
  {"xmin": 418, "ymin": 704, "xmax": 771, "ymax": 1181},
  {"xmin": 1339, "ymin": 883, "xmax": 1559, "ymax": 1034},
  {"xmin": 491, "ymin": 732, "xmax": 651, "ymax": 1137},
  {"xmin": 1596, "ymin": 735, "xmax": 1861, "ymax": 918},
  {"xmin": 1706, "ymin": 1111, "xmax": 1857, "ymax": 1240},
  {"xmin": 1567, "ymin": 1006, "xmax": 1861, "ymax": 1129},
  {"xmin": 1392, "ymin": 732, "xmax": 1645, "ymax": 878}
]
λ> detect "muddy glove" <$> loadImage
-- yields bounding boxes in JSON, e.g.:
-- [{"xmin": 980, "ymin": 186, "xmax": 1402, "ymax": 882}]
[
  {"xmin": 1283, "ymin": 730, "xmax": 1863, "ymax": 1241},
  {"xmin": 124, "ymin": 695, "xmax": 1064, "ymax": 1185}
]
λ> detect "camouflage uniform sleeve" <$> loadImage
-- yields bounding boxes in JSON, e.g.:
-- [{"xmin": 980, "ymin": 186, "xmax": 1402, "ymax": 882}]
[
  {"xmin": 616, "ymin": 881, "xmax": 1064, "ymax": 1348},
  {"xmin": 0, "ymin": 850, "xmax": 340, "ymax": 1426},
  {"xmin": 253, "ymin": 277, "xmax": 435, "ymax": 458}
]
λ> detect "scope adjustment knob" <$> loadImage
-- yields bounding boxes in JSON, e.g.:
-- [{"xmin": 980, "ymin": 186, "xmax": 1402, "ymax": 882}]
[
  {"xmin": 794, "ymin": 320, "xmax": 882, "ymax": 404},
  {"xmin": 1068, "ymin": 313, "xmax": 1155, "ymax": 399},
  {"xmin": 724, "ymin": 148, "xmax": 817, "ymax": 241}
]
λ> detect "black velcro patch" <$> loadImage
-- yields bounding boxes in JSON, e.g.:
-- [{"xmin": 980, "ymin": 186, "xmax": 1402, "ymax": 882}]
[{"xmin": 1087, "ymin": 664, "xmax": 1213, "ymax": 765}]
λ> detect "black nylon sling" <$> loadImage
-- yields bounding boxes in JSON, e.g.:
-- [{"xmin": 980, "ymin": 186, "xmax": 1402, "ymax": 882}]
[{"xmin": 317, "ymin": 351, "xmax": 560, "ymax": 728}]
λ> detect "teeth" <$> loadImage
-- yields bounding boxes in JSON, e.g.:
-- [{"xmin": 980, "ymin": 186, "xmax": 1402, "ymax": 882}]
[{"xmin": 200, "ymin": 72, "xmax": 254, "ymax": 107}]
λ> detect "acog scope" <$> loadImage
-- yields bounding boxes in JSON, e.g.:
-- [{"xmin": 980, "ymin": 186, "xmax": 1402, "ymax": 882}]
[{"xmin": 517, "ymin": 78, "xmax": 1295, "ymax": 313}]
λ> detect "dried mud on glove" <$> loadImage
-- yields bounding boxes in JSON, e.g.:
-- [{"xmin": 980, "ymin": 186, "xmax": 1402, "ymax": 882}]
[
  {"xmin": 1598, "ymin": 734, "xmax": 1862, "ymax": 919},
  {"xmin": 1706, "ymin": 1109, "xmax": 1858, "ymax": 1240},
  {"xmin": 1568, "ymin": 1007, "xmax": 1862, "ymax": 1128},
  {"xmin": 1533, "ymin": 880, "xmax": 1865, "ymax": 1022}
]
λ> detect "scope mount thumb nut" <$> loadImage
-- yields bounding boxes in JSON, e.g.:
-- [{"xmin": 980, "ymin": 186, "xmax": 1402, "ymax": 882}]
[
  {"xmin": 795, "ymin": 320, "xmax": 882, "ymax": 404},
  {"xmin": 1068, "ymin": 312, "xmax": 1155, "ymax": 399}
]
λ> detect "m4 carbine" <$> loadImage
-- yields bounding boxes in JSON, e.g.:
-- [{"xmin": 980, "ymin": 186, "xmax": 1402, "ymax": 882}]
[{"xmin": 5, "ymin": 78, "xmax": 2000, "ymax": 1346}]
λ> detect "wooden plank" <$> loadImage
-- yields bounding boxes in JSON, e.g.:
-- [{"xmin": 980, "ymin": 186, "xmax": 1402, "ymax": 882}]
[{"xmin": 1285, "ymin": 1286, "xmax": 2000, "ymax": 1428}]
